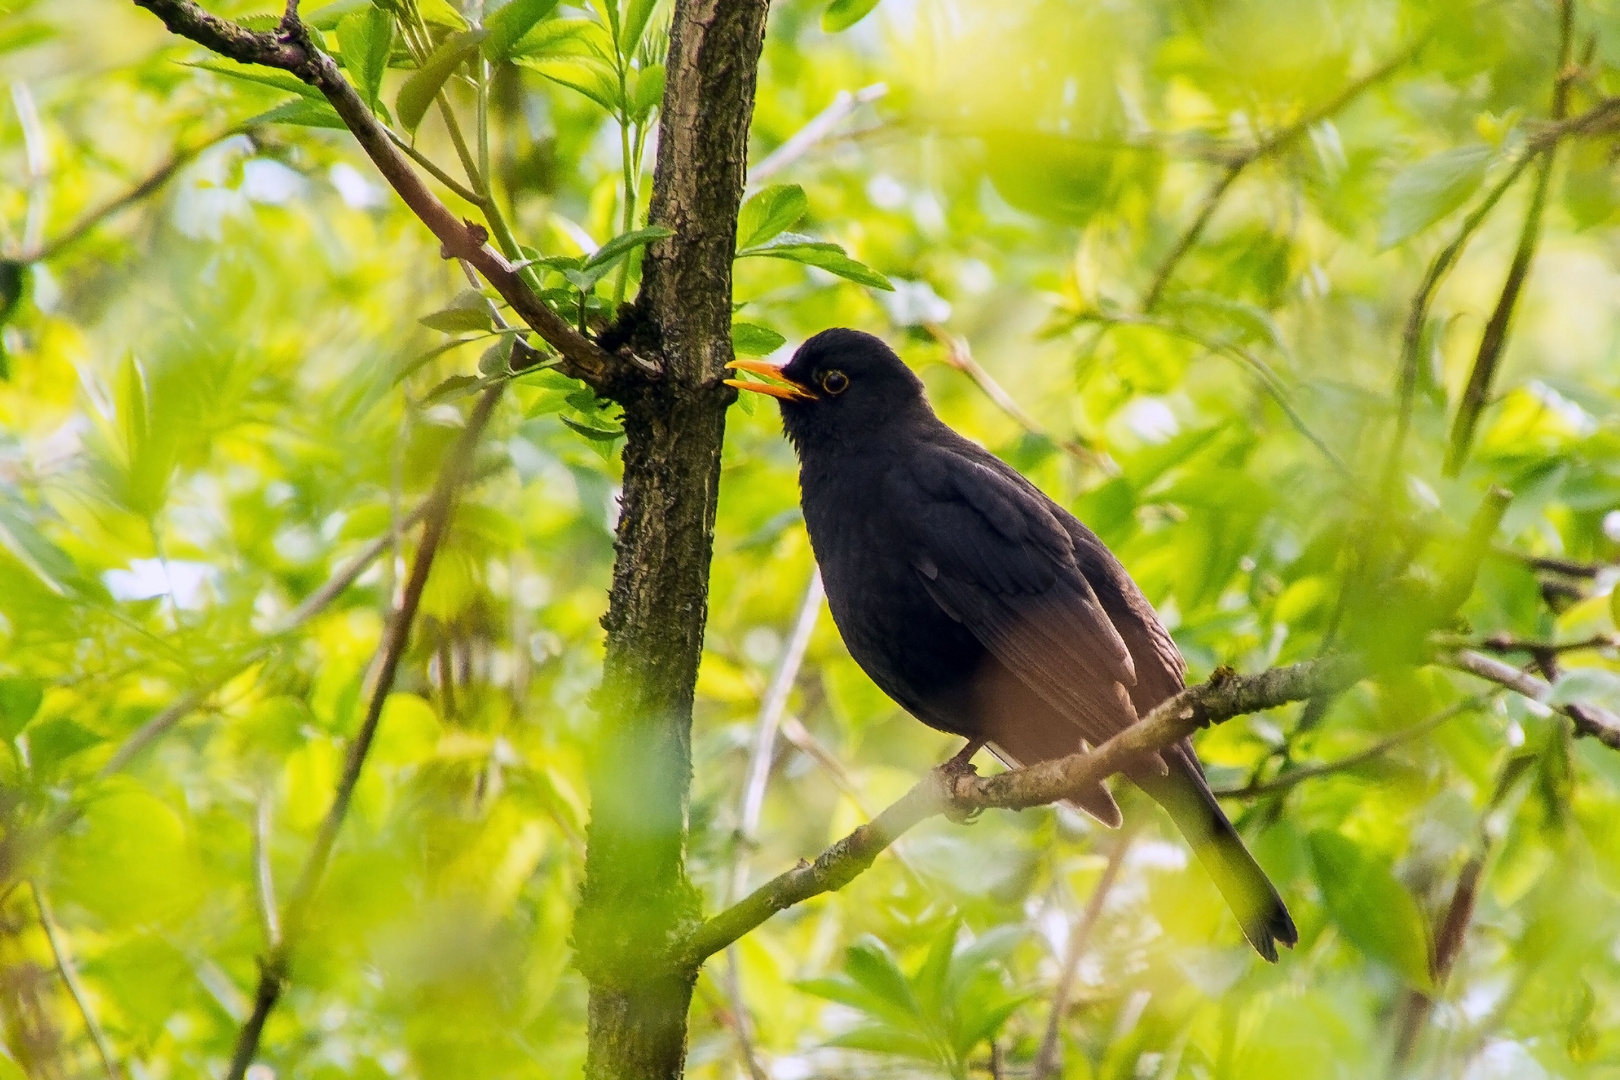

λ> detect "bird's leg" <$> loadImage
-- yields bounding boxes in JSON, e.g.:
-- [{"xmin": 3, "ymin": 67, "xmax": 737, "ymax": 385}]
[
  {"xmin": 939, "ymin": 738, "xmax": 984, "ymax": 776},
  {"xmin": 936, "ymin": 738, "xmax": 984, "ymax": 825}
]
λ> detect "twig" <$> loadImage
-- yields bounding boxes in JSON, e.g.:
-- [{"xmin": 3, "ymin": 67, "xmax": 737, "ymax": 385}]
[
  {"xmin": 129, "ymin": 0, "xmax": 627, "ymax": 388},
  {"xmin": 225, "ymin": 385, "xmax": 502, "ymax": 1080},
  {"xmin": 1443, "ymin": 0, "xmax": 1574, "ymax": 476},
  {"xmin": 750, "ymin": 84, "xmax": 889, "ymax": 182},
  {"xmin": 722, "ymin": 568, "xmax": 823, "ymax": 1080},
  {"xmin": 926, "ymin": 325, "xmax": 1105, "ymax": 468},
  {"xmin": 1031, "ymin": 824, "xmax": 1138, "ymax": 1080},
  {"xmin": 678, "ymin": 654, "xmax": 1365, "ymax": 966},
  {"xmin": 254, "ymin": 793, "xmax": 281, "ymax": 951},
  {"xmin": 1214, "ymin": 694, "xmax": 1493, "ymax": 799},
  {"xmin": 1142, "ymin": 44, "xmax": 1417, "ymax": 311},
  {"xmin": 1494, "ymin": 548, "xmax": 1613, "ymax": 578},
  {"xmin": 16, "ymin": 128, "xmax": 241, "ymax": 263},
  {"xmin": 1449, "ymin": 632, "xmax": 1618, "ymax": 657},
  {"xmin": 30, "ymin": 881, "xmax": 123, "ymax": 1080},
  {"xmin": 1440, "ymin": 649, "xmax": 1620, "ymax": 750}
]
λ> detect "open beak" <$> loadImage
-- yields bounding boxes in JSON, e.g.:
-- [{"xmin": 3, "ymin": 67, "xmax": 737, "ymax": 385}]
[{"xmin": 725, "ymin": 358, "xmax": 818, "ymax": 402}]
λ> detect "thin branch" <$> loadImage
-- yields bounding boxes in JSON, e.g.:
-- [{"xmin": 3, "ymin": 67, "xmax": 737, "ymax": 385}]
[
  {"xmin": 15, "ymin": 128, "xmax": 240, "ymax": 263},
  {"xmin": 1142, "ymin": 43, "xmax": 1417, "ymax": 311},
  {"xmin": 1443, "ymin": 2, "xmax": 1574, "ymax": 476},
  {"xmin": 129, "ymin": 0, "xmax": 628, "ymax": 388},
  {"xmin": 1440, "ymin": 649, "xmax": 1620, "ymax": 750},
  {"xmin": 1450, "ymin": 632, "xmax": 1618, "ymax": 657},
  {"xmin": 225, "ymin": 385, "xmax": 502, "ymax": 1080},
  {"xmin": 1031, "ymin": 824, "xmax": 1137, "ymax": 1080},
  {"xmin": 30, "ymin": 881, "xmax": 123, "ymax": 1080},
  {"xmin": 750, "ymin": 84, "xmax": 889, "ymax": 183},
  {"xmin": 1214, "ymin": 693, "xmax": 1493, "ymax": 799},
  {"xmin": 721, "ymin": 568, "xmax": 823, "ymax": 1080},
  {"xmin": 927, "ymin": 326, "xmax": 1105, "ymax": 467},
  {"xmin": 1494, "ymin": 547, "xmax": 1613, "ymax": 578},
  {"xmin": 679, "ymin": 654, "xmax": 1365, "ymax": 966},
  {"xmin": 254, "ymin": 793, "xmax": 281, "ymax": 951}
]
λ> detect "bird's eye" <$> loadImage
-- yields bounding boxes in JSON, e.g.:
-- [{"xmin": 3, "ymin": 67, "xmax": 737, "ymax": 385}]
[{"xmin": 821, "ymin": 370, "xmax": 849, "ymax": 394}]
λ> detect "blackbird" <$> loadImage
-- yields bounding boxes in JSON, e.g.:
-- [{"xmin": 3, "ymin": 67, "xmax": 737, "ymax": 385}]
[{"xmin": 728, "ymin": 328, "xmax": 1297, "ymax": 961}]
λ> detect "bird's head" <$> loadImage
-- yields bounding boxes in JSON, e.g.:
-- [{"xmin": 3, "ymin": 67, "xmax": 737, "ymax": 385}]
[{"xmin": 726, "ymin": 328, "xmax": 930, "ymax": 452}]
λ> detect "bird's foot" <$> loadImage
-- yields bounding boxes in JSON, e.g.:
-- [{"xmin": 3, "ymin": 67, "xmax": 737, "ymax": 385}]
[{"xmin": 936, "ymin": 739, "xmax": 984, "ymax": 824}]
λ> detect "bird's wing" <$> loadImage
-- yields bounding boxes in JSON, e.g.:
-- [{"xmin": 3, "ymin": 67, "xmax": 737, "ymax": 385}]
[
  {"xmin": 1065, "ymin": 519, "xmax": 1187, "ymax": 712},
  {"xmin": 901, "ymin": 445, "xmax": 1143, "ymax": 751}
]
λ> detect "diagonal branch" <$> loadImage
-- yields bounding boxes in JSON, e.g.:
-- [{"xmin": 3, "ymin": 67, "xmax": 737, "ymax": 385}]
[
  {"xmin": 129, "ymin": 0, "xmax": 627, "ymax": 389},
  {"xmin": 678, "ymin": 654, "xmax": 1365, "ymax": 966},
  {"xmin": 1440, "ymin": 648, "xmax": 1620, "ymax": 750},
  {"xmin": 225, "ymin": 385, "xmax": 502, "ymax": 1080}
]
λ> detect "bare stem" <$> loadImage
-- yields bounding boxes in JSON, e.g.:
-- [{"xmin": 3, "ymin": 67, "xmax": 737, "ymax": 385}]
[
  {"xmin": 225, "ymin": 386, "xmax": 503, "ymax": 1080},
  {"xmin": 31, "ymin": 881, "xmax": 123, "ymax": 1080}
]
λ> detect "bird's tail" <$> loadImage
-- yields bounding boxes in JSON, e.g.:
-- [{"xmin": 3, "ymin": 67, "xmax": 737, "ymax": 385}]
[{"xmin": 1132, "ymin": 743, "xmax": 1298, "ymax": 963}]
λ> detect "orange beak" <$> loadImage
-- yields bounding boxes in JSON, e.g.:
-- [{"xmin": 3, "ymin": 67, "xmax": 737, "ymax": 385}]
[{"xmin": 725, "ymin": 358, "xmax": 818, "ymax": 402}]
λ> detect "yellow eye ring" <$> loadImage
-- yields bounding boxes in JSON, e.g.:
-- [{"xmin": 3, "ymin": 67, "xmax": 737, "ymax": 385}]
[{"xmin": 821, "ymin": 370, "xmax": 849, "ymax": 394}]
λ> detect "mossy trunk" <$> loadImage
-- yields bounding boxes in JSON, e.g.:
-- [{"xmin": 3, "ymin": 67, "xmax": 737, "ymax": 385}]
[{"xmin": 574, "ymin": 1, "xmax": 770, "ymax": 1077}]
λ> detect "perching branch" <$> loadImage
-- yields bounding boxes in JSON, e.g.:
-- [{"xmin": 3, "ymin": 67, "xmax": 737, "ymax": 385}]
[
  {"xmin": 225, "ymin": 386, "xmax": 502, "ymax": 1080},
  {"xmin": 129, "ymin": 0, "xmax": 628, "ymax": 389},
  {"xmin": 678, "ymin": 654, "xmax": 1365, "ymax": 966}
]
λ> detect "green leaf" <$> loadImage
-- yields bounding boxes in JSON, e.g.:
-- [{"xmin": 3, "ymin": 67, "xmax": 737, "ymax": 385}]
[
  {"xmin": 630, "ymin": 62, "xmax": 665, "ymax": 122},
  {"xmin": 190, "ymin": 60, "xmax": 322, "ymax": 100},
  {"xmin": 822, "ymin": 0, "xmax": 883, "ymax": 32},
  {"xmin": 0, "ymin": 495, "xmax": 88, "ymax": 598},
  {"xmin": 736, "ymin": 184, "xmax": 807, "ymax": 250},
  {"xmin": 844, "ymin": 937, "xmax": 922, "ymax": 1020},
  {"xmin": 244, "ymin": 97, "xmax": 348, "ymax": 129},
  {"xmin": 515, "ymin": 54, "xmax": 622, "ymax": 111},
  {"xmin": 27, "ymin": 717, "xmax": 104, "ymax": 774},
  {"xmin": 739, "ymin": 234, "xmax": 894, "ymax": 290},
  {"xmin": 337, "ymin": 5, "xmax": 393, "ymax": 113},
  {"xmin": 0, "ymin": 259, "xmax": 25, "ymax": 378},
  {"xmin": 1308, "ymin": 830, "xmax": 1432, "ymax": 990},
  {"xmin": 420, "ymin": 306, "xmax": 495, "ymax": 334},
  {"xmin": 305, "ymin": 0, "xmax": 370, "ymax": 31},
  {"xmin": 1547, "ymin": 667, "xmax": 1620, "ymax": 712},
  {"xmin": 824, "ymin": 1023, "xmax": 940, "ymax": 1063},
  {"xmin": 396, "ymin": 29, "xmax": 489, "ymax": 134},
  {"xmin": 423, "ymin": 373, "xmax": 484, "ymax": 404},
  {"xmin": 483, "ymin": 0, "xmax": 562, "ymax": 60},
  {"xmin": 619, "ymin": 0, "xmax": 659, "ymax": 54},
  {"xmin": 582, "ymin": 226, "xmax": 674, "ymax": 271},
  {"xmin": 508, "ymin": 17, "xmax": 609, "ymax": 60},
  {"xmin": 1380, "ymin": 145, "xmax": 1493, "ymax": 248},
  {"xmin": 0, "ymin": 678, "xmax": 43, "ymax": 741},
  {"xmin": 563, "ymin": 417, "xmax": 625, "ymax": 443},
  {"xmin": 730, "ymin": 322, "xmax": 786, "ymax": 357},
  {"xmin": 417, "ymin": 0, "xmax": 469, "ymax": 29}
]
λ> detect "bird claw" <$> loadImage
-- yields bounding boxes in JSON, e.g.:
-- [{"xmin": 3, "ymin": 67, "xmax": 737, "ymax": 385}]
[{"xmin": 934, "ymin": 756, "xmax": 982, "ymax": 825}]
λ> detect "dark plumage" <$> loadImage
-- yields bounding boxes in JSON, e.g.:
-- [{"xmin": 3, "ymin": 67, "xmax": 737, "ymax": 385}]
[{"xmin": 728, "ymin": 327, "xmax": 1297, "ymax": 961}]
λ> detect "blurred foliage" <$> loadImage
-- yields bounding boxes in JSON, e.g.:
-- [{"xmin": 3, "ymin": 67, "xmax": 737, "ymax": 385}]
[{"xmin": 0, "ymin": 0, "xmax": 1619, "ymax": 1078}]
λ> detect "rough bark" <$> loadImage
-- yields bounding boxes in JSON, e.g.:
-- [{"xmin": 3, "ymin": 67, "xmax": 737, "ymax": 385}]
[{"xmin": 573, "ymin": 1, "xmax": 770, "ymax": 1078}]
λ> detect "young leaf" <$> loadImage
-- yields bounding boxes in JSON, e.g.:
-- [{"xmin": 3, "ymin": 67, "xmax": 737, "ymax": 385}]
[
  {"xmin": 730, "ymin": 322, "xmax": 785, "ymax": 357},
  {"xmin": 1380, "ymin": 145, "xmax": 1494, "ymax": 248},
  {"xmin": 1309, "ymin": 830, "xmax": 1433, "ymax": 990},
  {"xmin": 508, "ymin": 17, "xmax": 609, "ymax": 60},
  {"xmin": 843, "ymin": 937, "xmax": 922, "ymax": 1021},
  {"xmin": 244, "ymin": 98, "xmax": 348, "ymax": 129},
  {"xmin": 582, "ymin": 225, "xmax": 675, "ymax": 271},
  {"xmin": 190, "ymin": 60, "xmax": 323, "ymax": 100},
  {"xmin": 416, "ymin": 0, "xmax": 469, "ymax": 29},
  {"xmin": 0, "ymin": 677, "xmax": 43, "ymax": 741},
  {"xmin": 630, "ymin": 62, "xmax": 665, "ymax": 122},
  {"xmin": 337, "ymin": 5, "xmax": 393, "ymax": 113},
  {"xmin": 483, "ymin": 0, "xmax": 562, "ymax": 61},
  {"xmin": 736, "ymin": 184, "xmax": 807, "ymax": 250},
  {"xmin": 421, "ymin": 307, "xmax": 495, "ymax": 333},
  {"xmin": 739, "ymin": 234, "xmax": 894, "ymax": 290},
  {"xmin": 822, "ymin": 0, "xmax": 883, "ymax": 32},
  {"xmin": 423, "ymin": 373, "xmax": 484, "ymax": 404},
  {"xmin": 396, "ymin": 29, "xmax": 489, "ymax": 134},
  {"xmin": 515, "ymin": 55, "xmax": 623, "ymax": 112},
  {"xmin": 619, "ymin": 0, "xmax": 659, "ymax": 54}
]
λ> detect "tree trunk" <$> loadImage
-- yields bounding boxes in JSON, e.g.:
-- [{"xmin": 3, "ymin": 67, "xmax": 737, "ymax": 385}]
[{"xmin": 574, "ymin": 0, "xmax": 770, "ymax": 1077}]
